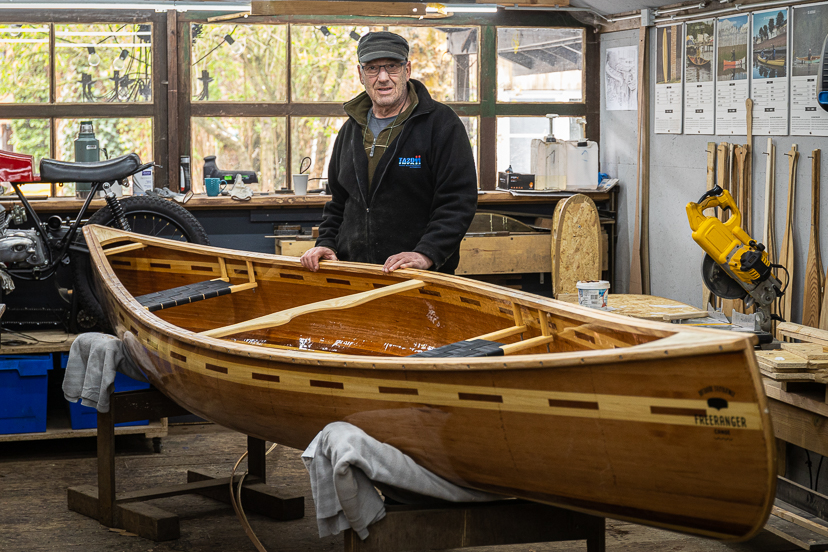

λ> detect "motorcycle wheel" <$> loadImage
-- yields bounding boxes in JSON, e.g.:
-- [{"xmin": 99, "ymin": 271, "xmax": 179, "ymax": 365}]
[{"xmin": 70, "ymin": 195, "xmax": 210, "ymax": 328}]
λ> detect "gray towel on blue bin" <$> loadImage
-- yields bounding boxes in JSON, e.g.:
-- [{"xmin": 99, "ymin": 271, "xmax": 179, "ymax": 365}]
[
  {"xmin": 301, "ymin": 422, "xmax": 501, "ymax": 540},
  {"xmin": 62, "ymin": 332, "xmax": 146, "ymax": 413}
]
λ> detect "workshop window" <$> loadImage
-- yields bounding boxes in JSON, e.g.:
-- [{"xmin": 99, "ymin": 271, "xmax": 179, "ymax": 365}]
[
  {"xmin": 0, "ymin": 118, "xmax": 50, "ymax": 197},
  {"xmin": 55, "ymin": 23, "xmax": 153, "ymax": 103},
  {"xmin": 0, "ymin": 25, "xmax": 50, "ymax": 103},
  {"xmin": 191, "ymin": 23, "xmax": 287, "ymax": 103},
  {"xmin": 290, "ymin": 116, "xmax": 347, "ymax": 188},
  {"xmin": 191, "ymin": 116, "xmax": 287, "ymax": 194},
  {"xmin": 496, "ymin": 27, "xmax": 584, "ymax": 103},
  {"xmin": 54, "ymin": 117, "xmax": 153, "ymax": 196},
  {"xmin": 496, "ymin": 115, "xmax": 576, "ymax": 174},
  {"xmin": 289, "ymin": 25, "xmax": 478, "ymax": 103}
]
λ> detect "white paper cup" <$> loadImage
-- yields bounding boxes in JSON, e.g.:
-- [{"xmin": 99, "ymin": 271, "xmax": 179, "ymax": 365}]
[{"xmin": 293, "ymin": 174, "xmax": 309, "ymax": 196}]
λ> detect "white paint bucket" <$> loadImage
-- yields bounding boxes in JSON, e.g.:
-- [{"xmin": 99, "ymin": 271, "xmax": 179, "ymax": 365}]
[{"xmin": 576, "ymin": 280, "xmax": 610, "ymax": 309}]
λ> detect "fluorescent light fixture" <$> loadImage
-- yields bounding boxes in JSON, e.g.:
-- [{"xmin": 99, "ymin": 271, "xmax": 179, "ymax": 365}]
[
  {"xmin": 426, "ymin": 3, "xmax": 498, "ymax": 13},
  {"xmin": 0, "ymin": 1, "xmax": 251, "ymax": 11}
]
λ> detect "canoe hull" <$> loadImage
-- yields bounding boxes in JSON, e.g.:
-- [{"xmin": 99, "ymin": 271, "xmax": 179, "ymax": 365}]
[{"xmin": 86, "ymin": 225, "xmax": 775, "ymax": 541}]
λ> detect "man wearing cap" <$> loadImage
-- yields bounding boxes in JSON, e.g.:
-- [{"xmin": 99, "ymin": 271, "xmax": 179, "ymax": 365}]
[{"xmin": 300, "ymin": 31, "xmax": 478, "ymax": 274}]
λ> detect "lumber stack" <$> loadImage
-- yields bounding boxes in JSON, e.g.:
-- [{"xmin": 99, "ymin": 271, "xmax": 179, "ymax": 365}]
[{"xmin": 759, "ymin": 323, "xmax": 828, "ymax": 382}]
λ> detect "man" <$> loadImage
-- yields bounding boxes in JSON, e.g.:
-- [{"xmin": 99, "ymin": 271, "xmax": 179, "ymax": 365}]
[{"xmin": 300, "ymin": 31, "xmax": 478, "ymax": 275}]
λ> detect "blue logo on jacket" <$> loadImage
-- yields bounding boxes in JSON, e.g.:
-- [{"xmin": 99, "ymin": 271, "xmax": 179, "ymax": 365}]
[{"xmin": 399, "ymin": 155, "xmax": 422, "ymax": 168}]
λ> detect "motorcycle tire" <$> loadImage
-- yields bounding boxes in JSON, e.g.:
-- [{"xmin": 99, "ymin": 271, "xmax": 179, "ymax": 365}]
[{"xmin": 70, "ymin": 195, "xmax": 210, "ymax": 328}]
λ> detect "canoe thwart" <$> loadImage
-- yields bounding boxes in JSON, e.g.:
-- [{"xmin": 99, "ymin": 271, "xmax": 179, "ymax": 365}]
[
  {"xmin": 201, "ymin": 279, "xmax": 427, "ymax": 338},
  {"xmin": 137, "ymin": 279, "xmax": 253, "ymax": 312},
  {"xmin": 412, "ymin": 339, "xmax": 506, "ymax": 358}
]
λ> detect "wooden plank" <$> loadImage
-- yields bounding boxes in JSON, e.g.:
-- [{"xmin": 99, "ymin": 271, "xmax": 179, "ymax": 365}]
[
  {"xmin": 767, "ymin": 397, "xmax": 828, "ymax": 458},
  {"xmin": 499, "ymin": 335, "xmax": 555, "ymax": 355},
  {"xmin": 755, "ymin": 350, "xmax": 809, "ymax": 370},
  {"xmin": 777, "ymin": 476, "xmax": 828, "ymax": 524},
  {"xmin": 640, "ymin": 23, "xmax": 651, "ymax": 296},
  {"xmin": 804, "ymin": 150, "xmax": 823, "ymax": 328},
  {"xmin": 458, "ymin": 234, "xmax": 552, "ymax": 276},
  {"xmin": 781, "ymin": 343, "xmax": 828, "ymax": 361},
  {"xmin": 629, "ymin": 25, "xmax": 647, "ymax": 296},
  {"xmin": 774, "ymin": 501, "xmax": 828, "ymax": 539},
  {"xmin": 702, "ymin": 142, "xmax": 716, "ymax": 309},
  {"xmin": 765, "ymin": 513, "xmax": 828, "ymax": 551},
  {"xmin": 779, "ymin": 145, "xmax": 799, "ymax": 337},
  {"xmin": 276, "ymin": 239, "xmax": 315, "ymax": 257},
  {"xmin": 552, "ymin": 195, "xmax": 601, "ymax": 297},
  {"xmin": 763, "ymin": 138, "xmax": 778, "ymax": 334},
  {"xmin": 0, "ymin": 329, "xmax": 76, "ymax": 354},
  {"xmin": 252, "ymin": 1, "xmax": 431, "ymax": 16},
  {"xmin": 759, "ymin": 367, "xmax": 815, "ymax": 382},
  {"xmin": 779, "ymin": 323, "xmax": 828, "ymax": 347},
  {"xmin": 745, "ymin": 98, "xmax": 754, "ymax": 236},
  {"xmin": 200, "ymin": 280, "xmax": 427, "ymax": 338}
]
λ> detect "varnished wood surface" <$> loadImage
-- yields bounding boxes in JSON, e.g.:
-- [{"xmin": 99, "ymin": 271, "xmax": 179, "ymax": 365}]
[
  {"xmin": 779, "ymin": 145, "xmax": 799, "ymax": 338},
  {"xmin": 803, "ymin": 150, "xmax": 823, "ymax": 328},
  {"xmin": 83, "ymin": 224, "xmax": 776, "ymax": 541}
]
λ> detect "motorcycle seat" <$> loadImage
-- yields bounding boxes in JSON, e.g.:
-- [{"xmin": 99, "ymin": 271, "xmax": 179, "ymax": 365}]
[{"xmin": 39, "ymin": 153, "xmax": 142, "ymax": 183}]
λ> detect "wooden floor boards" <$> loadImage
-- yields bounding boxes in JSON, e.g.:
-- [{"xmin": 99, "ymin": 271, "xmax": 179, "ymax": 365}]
[{"xmin": 0, "ymin": 424, "xmax": 801, "ymax": 552}]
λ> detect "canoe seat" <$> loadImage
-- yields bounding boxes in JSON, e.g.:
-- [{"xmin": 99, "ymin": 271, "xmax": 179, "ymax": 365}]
[
  {"xmin": 412, "ymin": 339, "xmax": 505, "ymax": 358},
  {"xmin": 136, "ymin": 279, "xmax": 234, "ymax": 312}
]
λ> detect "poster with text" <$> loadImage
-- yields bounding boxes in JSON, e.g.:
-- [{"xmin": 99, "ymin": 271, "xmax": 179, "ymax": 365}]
[
  {"xmin": 751, "ymin": 8, "xmax": 789, "ymax": 135},
  {"xmin": 716, "ymin": 14, "xmax": 750, "ymax": 135},
  {"xmin": 790, "ymin": 3, "xmax": 828, "ymax": 136},
  {"xmin": 605, "ymin": 46, "xmax": 638, "ymax": 111},
  {"xmin": 655, "ymin": 24, "xmax": 684, "ymax": 134},
  {"xmin": 684, "ymin": 19, "xmax": 715, "ymax": 134}
]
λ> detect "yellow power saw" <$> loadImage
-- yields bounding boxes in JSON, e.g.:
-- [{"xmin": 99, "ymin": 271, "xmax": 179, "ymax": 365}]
[{"xmin": 686, "ymin": 185, "xmax": 785, "ymax": 333}]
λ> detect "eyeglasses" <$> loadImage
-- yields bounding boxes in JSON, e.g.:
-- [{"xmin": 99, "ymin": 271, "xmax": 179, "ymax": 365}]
[{"xmin": 360, "ymin": 61, "xmax": 406, "ymax": 77}]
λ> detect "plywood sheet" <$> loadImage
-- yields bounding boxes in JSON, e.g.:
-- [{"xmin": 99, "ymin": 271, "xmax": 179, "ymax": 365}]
[
  {"xmin": 552, "ymin": 194, "xmax": 601, "ymax": 297},
  {"xmin": 755, "ymin": 350, "xmax": 809, "ymax": 371},
  {"xmin": 556, "ymin": 293, "xmax": 708, "ymax": 322},
  {"xmin": 781, "ymin": 342, "xmax": 828, "ymax": 361}
]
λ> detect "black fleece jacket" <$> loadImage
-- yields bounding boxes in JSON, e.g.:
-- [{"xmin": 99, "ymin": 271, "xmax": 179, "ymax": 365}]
[{"xmin": 315, "ymin": 79, "xmax": 478, "ymax": 274}]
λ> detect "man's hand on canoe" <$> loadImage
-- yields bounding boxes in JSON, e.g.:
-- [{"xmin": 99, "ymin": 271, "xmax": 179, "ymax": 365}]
[
  {"xmin": 383, "ymin": 252, "xmax": 433, "ymax": 273},
  {"xmin": 300, "ymin": 247, "xmax": 338, "ymax": 272}
]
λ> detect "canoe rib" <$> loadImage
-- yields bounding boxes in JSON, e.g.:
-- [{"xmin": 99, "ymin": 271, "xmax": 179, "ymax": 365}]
[{"xmin": 200, "ymin": 279, "xmax": 427, "ymax": 338}]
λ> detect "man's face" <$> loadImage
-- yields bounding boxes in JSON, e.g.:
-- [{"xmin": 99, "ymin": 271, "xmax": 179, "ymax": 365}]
[{"xmin": 358, "ymin": 57, "xmax": 411, "ymax": 110}]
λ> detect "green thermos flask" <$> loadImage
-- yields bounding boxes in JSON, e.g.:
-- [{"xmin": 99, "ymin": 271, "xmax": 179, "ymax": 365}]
[{"xmin": 74, "ymin": 121, "xmax": 99, "ymax": 197}]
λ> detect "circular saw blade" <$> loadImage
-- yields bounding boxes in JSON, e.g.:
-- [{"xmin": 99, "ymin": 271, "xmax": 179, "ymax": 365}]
[{"xmin": 701, "ymin": 254, "xmax": 747, "ymax": 300}]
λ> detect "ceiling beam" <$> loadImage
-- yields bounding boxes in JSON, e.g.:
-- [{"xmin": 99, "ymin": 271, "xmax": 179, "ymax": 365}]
[{"xmin": 252, "ymin": 1, "xmax": 433, "ymax": 17}]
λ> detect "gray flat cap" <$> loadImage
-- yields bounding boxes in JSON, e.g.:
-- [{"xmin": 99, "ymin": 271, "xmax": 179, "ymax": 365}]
[{"xmin": 357, "ymin": 31, "xmax": 409, "ymax": 63}]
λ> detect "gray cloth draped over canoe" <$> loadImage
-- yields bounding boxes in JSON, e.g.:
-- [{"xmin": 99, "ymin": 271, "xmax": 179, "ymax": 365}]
[
  {"xmin": 301, "ymin": 422, "xmax": 501, "ymax": 540},
  {"xmin": 62, "ymin": 332, "xmax": 147, "ymax": 413}
]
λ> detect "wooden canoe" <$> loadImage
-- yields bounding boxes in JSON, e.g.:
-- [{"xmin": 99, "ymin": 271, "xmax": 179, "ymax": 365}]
[
  {"xmin": 722, "ymin": 58, "xmax": 745, "ymax": 69},
  {"xmin": 82, "ymin": 224, "xmax": 776, "ymax": 541},
  {"xmin": 758, "ymin": 55, "xmax": 784, "ymax": 67},
  {"xmin": 687, "ymin": 55, "xmax": 710, "ymax": 67}
]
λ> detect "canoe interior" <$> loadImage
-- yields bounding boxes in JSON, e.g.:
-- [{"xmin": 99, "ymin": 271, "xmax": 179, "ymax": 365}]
[{"xmin": 104, "ymin": 241, "xmax": 667, "ymax": 357}]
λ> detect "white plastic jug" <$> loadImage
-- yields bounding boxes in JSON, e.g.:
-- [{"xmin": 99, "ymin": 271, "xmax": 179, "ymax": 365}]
[
  {"xmin": 530, "ymin": 139, "xmax": 567, "ymax": 191},
  {"xmin": 565, "ymin": 141, "xmax": 599, "ymax": 190}
]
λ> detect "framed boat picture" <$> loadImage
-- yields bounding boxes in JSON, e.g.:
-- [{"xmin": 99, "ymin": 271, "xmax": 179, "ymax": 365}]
[
  {"xmin": 684, "ymin": 19, "xmax": 715, "ymax": 134},
  {"xmin": 654, "ymin": 24, "xmax": 684, "ymax": 134},
  {"xmin": 716, "ymin": 14, "xmax": 750, "ymax": 135},
  {"xmin": 790, "ymin": 2, "xmax": 828, "ymax": 136},
  {"xmin": 750, "ymin": 8, "xmax": 789, "ymax": 135}
]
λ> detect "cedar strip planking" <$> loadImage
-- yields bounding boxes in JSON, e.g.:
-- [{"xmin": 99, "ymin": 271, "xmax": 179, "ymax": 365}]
[
  {"xmin": 803, "ymin": 150, "xmax": 823, "ymax": 328},
  {"xmin": 778, "ymin": 145, "xmax": 799, "ymax": 339}
]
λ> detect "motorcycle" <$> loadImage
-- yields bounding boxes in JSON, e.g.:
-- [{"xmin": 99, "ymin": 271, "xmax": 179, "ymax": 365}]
[{"xmin": 0, "ymin": 149, "xmax": 209, "ymax": 332}]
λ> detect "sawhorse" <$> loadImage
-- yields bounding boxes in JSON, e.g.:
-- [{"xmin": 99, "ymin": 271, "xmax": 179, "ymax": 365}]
[{"xmin": 66, "ymin": 387, "xmax": 304, "ymax": 541}]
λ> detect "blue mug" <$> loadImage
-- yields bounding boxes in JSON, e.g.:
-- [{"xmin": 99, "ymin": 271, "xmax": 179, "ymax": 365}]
[{"xmin": 205, "ymin": 177, "xmax": 224, "ymax": 197}]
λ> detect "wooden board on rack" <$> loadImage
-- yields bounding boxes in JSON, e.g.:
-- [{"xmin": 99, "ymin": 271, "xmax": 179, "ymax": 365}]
[
  {"xmin": 779, "ymin": 145, "xmax": 799, "ymax": 339},
  {"xmin": 804, "ymin": 150, "xmax": 824, "ymax": 328},
  {"xmin": 551, "ymin": 194, "xmax": 601, "ymax": 297}
]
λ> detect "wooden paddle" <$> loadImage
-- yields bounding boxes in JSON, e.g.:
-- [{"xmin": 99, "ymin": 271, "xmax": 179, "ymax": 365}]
[
  {"xmin": 762, "ymin": 139, "xmax": 778, "ymax": 332},
  {"xmin": 629, "ymin": 25, "xmax": 647, "ymax": 295},
  {"xmin": 702, "ymin": 142, "xmax": 716, "ymax": 309},
  {"xmin": 804, "ymin": 150, "xmax": 823, "ymax": 328},
  {"xmin": 733, "ymin": 146, "xmax": 748, "ymax": 315},
  {"xmin": 778, "ymin": 144, "xmax": 799, "ymax": 338},
  {"xmin": 745, "ymin": 98, "xmax": 754, "ymax": 236}
]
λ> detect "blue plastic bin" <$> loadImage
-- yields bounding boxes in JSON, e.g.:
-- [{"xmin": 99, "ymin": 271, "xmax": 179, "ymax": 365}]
[
  {"xmin": 61, "ymin": 352, "xmax": 151, "ymax": 430},
  {"xmin": 0, "ymin": 354, "xmax": 53, "ymax": 434}
]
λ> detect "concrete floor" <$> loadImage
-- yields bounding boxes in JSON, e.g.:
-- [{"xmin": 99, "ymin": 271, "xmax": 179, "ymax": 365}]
[{"xmin": 0, "ymin": 423, "xmax": 802, "ymax": 552}]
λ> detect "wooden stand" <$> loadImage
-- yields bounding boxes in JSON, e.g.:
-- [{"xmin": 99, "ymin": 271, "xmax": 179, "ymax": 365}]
[
  {"xmin": 66, "ymin": 388, "xmax": 304, "ymax": 541},
  {"xmin": 344, "ymin": 500, "xmax": 605, "ymax": 552}
]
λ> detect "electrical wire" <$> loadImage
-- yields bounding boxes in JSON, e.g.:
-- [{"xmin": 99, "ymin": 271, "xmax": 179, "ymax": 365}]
[{"xmin": 192, "ymin": 25, "xmax": 237, "ymax": 67}]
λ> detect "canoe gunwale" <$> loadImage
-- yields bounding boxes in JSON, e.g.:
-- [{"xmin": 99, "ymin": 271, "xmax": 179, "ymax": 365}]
[{"xmin": 85, "ymin": 225, "xmax": 759, "ymax": 371}]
